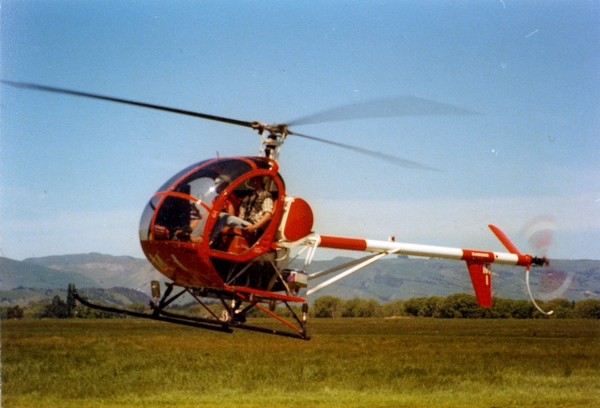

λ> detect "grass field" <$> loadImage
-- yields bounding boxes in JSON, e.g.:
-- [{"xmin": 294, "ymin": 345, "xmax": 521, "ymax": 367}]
[{"xmin": 2, "ymin": 318, "xmax": 599, "ymax": 407}]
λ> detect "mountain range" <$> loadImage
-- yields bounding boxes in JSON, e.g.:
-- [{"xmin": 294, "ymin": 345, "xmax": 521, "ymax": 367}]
[{"xmin": 1, "ymin": 253, "xmax": 598, "ymax": 306}]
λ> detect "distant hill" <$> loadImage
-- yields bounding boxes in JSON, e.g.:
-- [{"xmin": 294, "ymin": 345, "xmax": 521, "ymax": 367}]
[
  {"xmin": 21, "ymin": 253, "xmax": 169, "ymax": 291},
  {"xmin": 301, "ymin": 257, "xmax": 600, "ymax": 303},
  {"xmin": 0, "ymin": 256, "xmax": 98, "ymax": 290},
  {"xmin": 0, "ymin": 287, "xmax": 152, "ymax": 307},
  {"xmin": 1, "ymin": 253, "xmax": 598, "ymax": 306},
  {"xmin": 72, "ymin": 287, "xmax": 152, "ymax": 307},
  {"xmin": 0, "ymin": 253, "xmax": 169, "ymax": 306}
]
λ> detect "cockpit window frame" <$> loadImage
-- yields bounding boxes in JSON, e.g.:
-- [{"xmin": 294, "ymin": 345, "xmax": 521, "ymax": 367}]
[{"xmin": 139, "ymin": 157, "xmax": 285, "ymax": 261}]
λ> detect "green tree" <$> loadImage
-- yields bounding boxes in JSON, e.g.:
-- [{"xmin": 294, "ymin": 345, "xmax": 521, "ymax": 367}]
[
  {"xmin": 404, "ymin": 297, "xmax": 443, "ymax": 317},
  {"xmin": 539, "ymin": 298, "xmax": 574, "ymax": 318},
  {"xmin": 382, "ymin": 299, "xmax": 405, "ymax": 317},
  {"xmin": 404, "ymin": 297, "xmax": 426, "ymax": 317},
  {"xmin": 43, "ymin": 295, "xmax": 71, "ymax": 318},
  {"xmin": 512, "ymin": 299, "xmax": 534, "ymax": 319},
  {"xmin": 7, "ymin": 305, "xmax": 24, "ymax": 320},
  {"xmin": 489, "ymin": 297, "xmax": 515, "ymax": 318},
  {"xmin": 312, "ymin": 296, "xmax": 343, "ymax": 318},
  {"xmin": 574, "ymin": 299, "xmax": 600, "ymax": 319},
  {"xmin": 423, "ymin": 296, "xmax": 443, "ymax": 317},
  {"xmin": 342, "ymin": 298, "xmax": 382, "ymax": 317},
  {"xmin": 67, "ymin": 284, "xmax": 77, "ymax": 317},
  {"xmin": 27, "ymin": 300, "xmax": 52, "ymax": 319},
  {"xmin": 440, "ymin": 293, "xmax": 484, "ymax": 318}
]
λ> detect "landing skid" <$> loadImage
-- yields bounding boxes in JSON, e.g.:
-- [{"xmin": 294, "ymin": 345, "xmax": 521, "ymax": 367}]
[{"xmin": 72, "ymin": 283, "xmax": 310, "ymax": 340}]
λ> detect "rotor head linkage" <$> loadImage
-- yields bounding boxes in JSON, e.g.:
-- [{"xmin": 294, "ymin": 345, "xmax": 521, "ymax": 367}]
[{"xmin": 253, "ymin": 121, "xmax": 289, "ymax": 161}]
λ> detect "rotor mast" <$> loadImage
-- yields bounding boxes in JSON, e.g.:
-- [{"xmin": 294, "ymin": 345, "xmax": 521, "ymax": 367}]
[{"xmin": 252, "ymin": 121, "xmax": 288, "ymax": 162}]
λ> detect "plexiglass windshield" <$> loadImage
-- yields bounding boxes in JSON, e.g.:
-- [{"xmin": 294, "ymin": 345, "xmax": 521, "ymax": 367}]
[{"xmin": 139, "ymin": 157, "xmax": 281, "ymax": 248}]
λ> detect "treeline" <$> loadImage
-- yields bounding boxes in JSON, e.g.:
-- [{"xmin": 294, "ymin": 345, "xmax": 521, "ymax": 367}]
[
  {"xmin": 3, "ymin": 288, "xmax": 600, "ymax": 320},
  {"xmin": 312, "ymin": 294, "xmax": 600, "ymax": 319},
  {"xmin": 1, "ymin": 284, "xmax": 149, "ymax": 321},
  {"xmin": 2, "ymin": 295, "xmax": 150, "ymax": 320}
]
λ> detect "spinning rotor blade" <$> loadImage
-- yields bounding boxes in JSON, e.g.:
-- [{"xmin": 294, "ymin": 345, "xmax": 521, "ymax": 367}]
[
  {"xmin": 0, "ymin": 80, "xmax": 254, "ymax": 129},
  {"xmin": 287, "ymin": 96, "xmax": 481, "ymax": 127},
  {"xmin": 520, "ymin": 215, "xmax": 556, "ymax": 257},
  {"xmin": 287, "ymin": 129, "xmax": 440, "ymax": 171},
  {"xmin": 283, "ymin": 96, "xmax": 478, "ymax": 170},
  {"xmin": 520, "ymin": 215, "xmax": 574, "ymax": 302},
  {"xmin": 1, "ymin": 80, "xmax": 446, "ymax": 170}
]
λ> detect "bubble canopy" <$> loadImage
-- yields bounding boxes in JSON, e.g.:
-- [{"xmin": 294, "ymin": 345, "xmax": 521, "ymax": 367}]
[{"xmin": 139, "ymin": 157, "xmax": 285, "ymax": 288}]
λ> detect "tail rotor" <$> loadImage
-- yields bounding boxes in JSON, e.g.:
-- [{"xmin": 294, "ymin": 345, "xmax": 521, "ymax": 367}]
[{"xmin": 520, "ymin": 216, "xmax": 574, "ymax": 314}]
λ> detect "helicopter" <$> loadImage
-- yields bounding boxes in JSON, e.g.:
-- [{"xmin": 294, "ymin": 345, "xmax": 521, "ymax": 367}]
[{"xmin": 1, "ymin": 80, "xmax": 552, "ymax": 340}]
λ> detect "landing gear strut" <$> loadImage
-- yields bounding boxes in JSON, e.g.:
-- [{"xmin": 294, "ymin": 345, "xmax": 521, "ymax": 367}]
[{"xmin": 72, "ymin": 282, "xmax": 310, "ymax": 340}]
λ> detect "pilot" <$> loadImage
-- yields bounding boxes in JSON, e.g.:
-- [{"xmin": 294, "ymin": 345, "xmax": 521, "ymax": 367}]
[
  {"xmin": 171, "ymin": 204, "xmax": 200, "ymax": 242},
  {"xmin": 238, "ymin": 176, "xmax": 273, "ymax": 238}
]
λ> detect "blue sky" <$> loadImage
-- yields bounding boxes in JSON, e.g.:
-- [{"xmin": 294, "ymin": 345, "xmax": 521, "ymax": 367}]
[{"xmin": 1, "ymin": 0, "xmax": 598, "ymax": 261}]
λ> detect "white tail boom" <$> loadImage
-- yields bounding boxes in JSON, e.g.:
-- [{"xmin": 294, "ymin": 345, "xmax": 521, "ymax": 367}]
[{"xmin": 293, "ymin": 225, "xmax": 552, "ymax": 314}]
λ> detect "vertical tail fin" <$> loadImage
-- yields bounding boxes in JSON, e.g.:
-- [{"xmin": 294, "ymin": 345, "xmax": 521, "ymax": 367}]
[
  {"xmin": 465, "ymin": 224, "xmax": 517, "ymax": 308},
  {"xmin": 466, "ymin": 261, "xmax": 492, "ymax": 307}
]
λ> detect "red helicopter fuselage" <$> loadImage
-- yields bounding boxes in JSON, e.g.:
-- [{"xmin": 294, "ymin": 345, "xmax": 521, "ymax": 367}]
[{"xmin": 139, "ymin": 156, "xmax": 314, "ymax": 294}]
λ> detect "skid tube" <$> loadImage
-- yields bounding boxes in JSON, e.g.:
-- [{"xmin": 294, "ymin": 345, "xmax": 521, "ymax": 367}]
[{"xmin": 72, "ymin": 286, "xmax": 310, "ymax": 340}]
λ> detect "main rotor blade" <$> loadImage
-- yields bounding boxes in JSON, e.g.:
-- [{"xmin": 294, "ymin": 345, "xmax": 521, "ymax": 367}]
[
  {"xmin": 2, "ymin": 80, "xmax": 449, "ymax": 170},
  {"xmin": 287, "ymin": 129, "xmax": 440, "ymax": 171},
  {"xmin": 287, "ymin": 96, "xmax": 480, "ymax": 127},
  {"xmin": 0, "ymin": 80, "xmax": 255, "ymax": 129}
]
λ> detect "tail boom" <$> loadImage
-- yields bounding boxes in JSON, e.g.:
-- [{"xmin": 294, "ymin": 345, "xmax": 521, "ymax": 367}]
[
  {"xmin": 314, "ymin": 232, "xmax": 535, "ymax": 308},
  {"xmin": 317, "ymin": 235, "xmax": 532, "ymax": 267}
]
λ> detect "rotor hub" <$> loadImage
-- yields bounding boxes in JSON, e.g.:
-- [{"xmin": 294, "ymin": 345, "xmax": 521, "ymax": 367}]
[{"xmin": 253, "ymin": 121, "xmax": 288, "ymax": 161}]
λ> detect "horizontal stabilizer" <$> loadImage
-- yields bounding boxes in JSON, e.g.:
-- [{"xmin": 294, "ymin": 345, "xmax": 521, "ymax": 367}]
[{"xmin": 466, "ymin": 261, "xmax": 492, "ymax": 307}]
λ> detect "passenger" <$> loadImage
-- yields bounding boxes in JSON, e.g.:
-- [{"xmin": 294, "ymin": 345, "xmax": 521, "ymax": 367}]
[{"xmin": 238, "ymin": 176, "xmax": 273, "ymax": 240}]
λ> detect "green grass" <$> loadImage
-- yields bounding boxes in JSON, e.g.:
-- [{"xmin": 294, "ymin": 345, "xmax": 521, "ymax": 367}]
[{"xmin": 2, "ymin": 318, "xmax": 599, "ymax": 407}]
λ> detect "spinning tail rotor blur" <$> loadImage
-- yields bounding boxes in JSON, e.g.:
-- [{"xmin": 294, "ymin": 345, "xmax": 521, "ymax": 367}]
[{"xmin": 520, "ymin": 216, "xmax": 575, "ymax": 305}]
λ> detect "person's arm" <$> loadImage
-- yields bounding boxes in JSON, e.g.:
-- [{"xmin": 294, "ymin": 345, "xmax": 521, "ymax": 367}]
[
  {"xmin": 226, "ymin": 201, "xmax": 235, "ymax": 215},
  {"xmin": 244, "ymin": 211, "xmax": 271, "ymax": 233}
]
